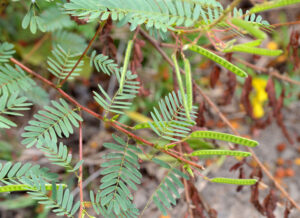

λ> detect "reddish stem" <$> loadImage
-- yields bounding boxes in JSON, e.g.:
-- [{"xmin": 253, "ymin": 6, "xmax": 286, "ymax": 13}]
[
  {"xmin": 59, "ymin": 23, "xmax": 104, "ymax": 87},
  {"xmin": 78, "ymin": 112, "xmax": 83, "ymax": 218}
]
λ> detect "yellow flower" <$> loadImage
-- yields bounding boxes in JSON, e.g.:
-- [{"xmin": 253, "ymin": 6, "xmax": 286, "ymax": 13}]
[{"xmin": 251, "ymin": 78, "xmax": 268, "ymax": 119}]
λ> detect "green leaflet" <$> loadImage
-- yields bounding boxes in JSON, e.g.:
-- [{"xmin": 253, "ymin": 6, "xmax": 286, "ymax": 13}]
[
  {"xmin": 231, "ymin": 18, "xmax": 267, "ymax": 39},
  {"xmin": 0, "ymin": 92, "xmax": 32, "ymax": 129},
  {"xmin": 210, "ymin": 177, "xmax": 257, "ymax": 185},
  {"xmin": 185, "ymin": 44, "xmax": 247, "ymax": 78},
  {"xmin": 189, "ymin": 131, "xmax": 259, "ymax": 147},
  {"xmin": 0, "ymin": 42, "xmax": 15, "ymax": 63},
  {"xmin": 184, "ymin": 58, "xmax": 193, "ymax": 111},
  {"xmin": 119, "ymin": 40, "xmax": 133, "ymax": 93},
  {"xmin": 21, "ymin": 2, "xmax": 45, "ymax": 34},
  {"xmin": 250, "ymin": 0, "xmax": 300, "ymax": 13},
  {"xmin": 171, "ymin": 54, "xmax": 190, "ymax": 119},
  {"xmin": 190, "ymin": 149, "xmax": 251, "ymax": 157}
]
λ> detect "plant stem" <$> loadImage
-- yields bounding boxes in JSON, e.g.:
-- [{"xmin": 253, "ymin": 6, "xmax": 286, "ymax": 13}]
[{"xmin": 78, "ymin": 111, "xmax": 83, "ymax": 218}]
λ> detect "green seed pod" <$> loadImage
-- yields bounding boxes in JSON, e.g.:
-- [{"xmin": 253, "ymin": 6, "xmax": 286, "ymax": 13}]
[
  {"xmin": 186, "ymin": 44, "xmax": 247, "ymax": 78},
  {"xmin": 189, "ymin": 131, "xmax": 259, "ymax": 147},
  {"xmin": 210, "ymin": 177, "xmax": 257, "ymax": 185}
]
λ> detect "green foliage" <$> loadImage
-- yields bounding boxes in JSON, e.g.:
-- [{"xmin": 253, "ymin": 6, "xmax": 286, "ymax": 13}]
[
  {"xmin": 0, "ymin": 64, "xmax": 36, "ymax": 95},
  {"xmin": 24, "ymin": 179, "xmax": 80, "ymax": 217},
  {"xmin": 21, "ymin": 98, "xmax": 83, "ymax": 148},
  {"xmin": 189, "ymin": 131, "xmax": 259, "ymax": 147},
  {"xmin": 93, "ymin": 69, "xmax": 140, "ymax": 116},
  {"xmin": 90, "ymin": 50, "xmax": 119, "ymax": 75},
  {"xmin": 0, "ymin": 42, "xmax": 15, "ymax": 63},
  {"xmin": 64, "ymin": 0, "xmax": 223, "ymax": 32},
  {"xmin": 91, "ymin": 134, "xmax": 141, "ymax": 217},
  {"xmin": 143, "ymin": 159, "xmax": 189, "ymax": 216},
  {"xmin": 52, "ymin": 30, "xmax": 87, "ymax": 53},
  {"xmin": 0, "ymin": 162, "xmax": 57, "ymax": 186},
  {"xmin": 38, "ymin": 139, "xmax": 83, "ymax": 172},
  {"xmin": 0, "ymin": 92, "xmax": 32, "ymax": 129},
  {"xmin": 190, "ymin": 149, "xmax": 251, "ymax": 157},
  {"xmin": 148, "ymin": 90, "xmax": 197, "ymax": 141},
  {"xmin": 47, "ymin": 44, "xmax": 83, "ymax": 80},
  {"xmin": 22, "ymin": 2, "xmax": 45, "ymax": 34},
  {"xmin": 185, "ymin": 44, "xmax": 248, "ymax": 77},
  {"xmin": 41, "ymin": 7, "xmax": 74, "ymax": 32},
  {"xmin": 64, "ymin": 0, "xmax": 270, "ymax": 35}
]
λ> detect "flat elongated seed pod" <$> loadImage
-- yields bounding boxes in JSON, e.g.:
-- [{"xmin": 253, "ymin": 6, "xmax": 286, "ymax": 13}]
[
  {"xmin": 184, "ymin": 58, "xmax": 193, "ymax": 111},
  {"xmin": 231, "ymin": 18, "xmax": 266, "ymax": 39},
  {"xmin": 224, "ymin": 45, "xmax": 283, "ymax": 56},
  {"xmin": 0, "ymin": 184, "xmax": 66, "ymax": 193},
  {"xmin": 171, "ymin": 54, "xmax": 191, "ymax": 119},
  {"xmin": 250, "ymin": 0, "xmax": 300, "ymax": 13},
  {"xmin": 189, "ymin": 131, "xmax": 259, "ymax": 147},
  {"xmin": 119, "ymin": 40, "xmax": 133, "ymax": 93},
  {"xmin": 186, "ymin": 44, "xmax": 247, "ymax": 78},
  {"xmin": 211, "ymin": 177, "xmax": 257, "ymax": 185},
  {"xmin": 191, "ymin": 149, "xmax": 251, "ymax": 157}
]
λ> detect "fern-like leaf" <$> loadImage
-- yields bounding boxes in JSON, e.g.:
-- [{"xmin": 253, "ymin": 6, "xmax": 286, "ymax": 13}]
[
  {"xmin": 143, "ymin": 158, "xmax": 189, "ymax": 216},
  {"xmin": 93, "ymin": 134, "xmax": 141, "ymax": 217},
  {"xmin": 90, "ymin": 50, "xmax": 119, "ymax": 75},
  {"xmin": 41, "ymin": 7, "xmax": 74, "ymax": 32},
  {"xmin": 52, "ymin": 30, "xmax": 87, "ymax": 53},
  {"xmin": 0, "ymin": 64, "xmax": 36, "ymax": 95},
  {"xmin": 64, "ymin": 0, "xmax": 223, "ymax": 32},
  {"xmin": 47, "ymin": 45, "xmax": 83, "ymax": 80},
  {"xmin": 0, "ymin": 42, "xmax": 15, "ymax": 63},
  {"xmin": 21, "ymin": 98, "xmax": 83, "ymax": 148},
  {"xmin": 23, "ymin": 177, "xmax": 80, "ymax": 217},
  {"xmin": 38, "ymin": 139, "xmax": 82, "ymax": 172},
  {"xmin": 93, "ymin": 70, "xmax": 139, "ymax": 116},
  {"xmin": 0, "ymin": 92, "xmax": 32, "ymax": 129},
  {"xmin": 148, "ymin": 91, "xmax": 197, "ymax": 141},
  {"xmin": 0, "ymin": 162, "xmax": 58, "ymax": 186}
]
